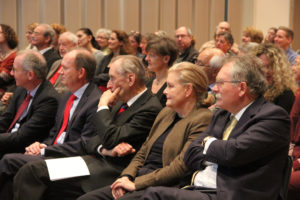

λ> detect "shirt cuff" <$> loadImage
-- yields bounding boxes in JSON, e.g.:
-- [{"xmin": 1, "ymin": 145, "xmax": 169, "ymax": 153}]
[
  {"xmin": 97, "ymin": 106, "xmax": 109, "ymax": 112},
  {"xmin": 203, "ymin": 137, "xmax": 217, "ymax": 154},
  {"xmin": 97, "ymin": 144, "xmax": 104, "ymax": 156},
  {"xmin": 41, "ymin": 148, "xmax": 45, "ymax": 156}
]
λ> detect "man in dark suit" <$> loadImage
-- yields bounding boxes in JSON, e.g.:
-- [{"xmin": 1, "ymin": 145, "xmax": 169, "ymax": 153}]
[
  {"xmin": 174, "ymin": 26, "xmax": 199, "ymax": 64},
  {"xmin": 10, "ymin": 55, "xmax": 162, "ymax": 200},
  {"xmin": 0, "ymin": 49, "xmax": 59, "ymax": 157},
  {"xmin": 31, "ymin": 24, "xmax": 61, "ymax": 71},
  {"xmin": 0, "ymin": 49, "xmax": 101, "ymax": 199},
  {"xmin": 141, "ymin": 55, "xmax": 290, "ymax": 200}
]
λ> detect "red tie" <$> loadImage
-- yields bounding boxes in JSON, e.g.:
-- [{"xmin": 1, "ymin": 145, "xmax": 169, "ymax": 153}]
[
  {"xmin": 7, "ymin": 93, "xmax": 32, "ymax": 132},
  {"xmin": 49, "ymin": 64, "xmax": 63, "ymax": 85},
  {"xmin": 53, "ymin": 94, "xmax": 76, "ymax": 145}
]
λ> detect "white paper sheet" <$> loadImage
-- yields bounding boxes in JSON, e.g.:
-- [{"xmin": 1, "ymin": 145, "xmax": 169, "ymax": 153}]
[{"xmin": 45, "ymin": 156, "xmax": 90, "ymax": 181}]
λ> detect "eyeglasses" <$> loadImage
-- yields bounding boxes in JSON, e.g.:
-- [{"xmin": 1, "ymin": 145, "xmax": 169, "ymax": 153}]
[{"xmin": 215, "ymin": 80, "xmax": 242, "ymax": 86}]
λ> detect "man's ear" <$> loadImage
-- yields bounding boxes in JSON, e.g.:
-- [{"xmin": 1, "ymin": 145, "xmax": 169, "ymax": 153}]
[
  {"xmin": 239, "ymin": 81, "xmax": 247, "ymax": 96},
  {"xmin": 27, "ymin": 70, "xmax": 35, "ymax": 81},
  {"xmin": 127, "ymin": 73, "xmax": 136, "ymax": 87},
  {"xmin": 45, "ymin": 36, "xmax": 51, "ymax": 45},
  {"xmin": 78, "ymin": 67, "xmax": 86, "ymax": 79}
]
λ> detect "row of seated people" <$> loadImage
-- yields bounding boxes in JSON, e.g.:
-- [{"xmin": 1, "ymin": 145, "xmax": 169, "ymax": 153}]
[
  {"xmin": 0, "ymin": 22, "xmax": 299, "ymax": 199},
  {"xmin": 0, "ymin": 48, "xmax": 291, "ymax": 200},
  {"xmin": 1, "ymin": 21, "xmax": 299, "ymax": 100}
]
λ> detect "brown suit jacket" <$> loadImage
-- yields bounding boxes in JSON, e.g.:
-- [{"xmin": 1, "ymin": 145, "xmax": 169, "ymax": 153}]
[{"xmin": 121, "ymin": 106, "xmax": 212, "ymax": 190}]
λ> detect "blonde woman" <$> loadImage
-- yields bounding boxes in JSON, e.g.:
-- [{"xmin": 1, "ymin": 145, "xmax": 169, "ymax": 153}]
[{"xmin": 255, "ymin": 43, "xmax": 297, "ymax": 113}]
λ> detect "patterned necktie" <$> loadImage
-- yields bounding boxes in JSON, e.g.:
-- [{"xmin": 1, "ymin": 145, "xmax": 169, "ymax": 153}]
[
  {"xmin": 117, "ymin": 103, "xmax": 128, "ymax": 115},
  {"xmin": 222, "ymin": 116, "xmax": 238, "ymax": 140},
  {"xmin": 7, "ymin": 93, "xmax": 32, "ymax": 133},
  {"xmin": 53, "ymin": 94, "xmax": 76, "ymax": 145}
]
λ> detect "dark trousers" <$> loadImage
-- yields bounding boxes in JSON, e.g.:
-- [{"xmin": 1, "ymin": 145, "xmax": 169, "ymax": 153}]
[
  {"xmin": 77, "ymin": 185, "xmax": 145, "ymax": 200},
  {"xmin": 141, "ymin": 186, "xmax": 217, "ymax": 200},
  {"xmin": 0, "ymin": 153, "xmax": 42, "ymax": 200},
  {"xmin": 13, "ymin": 159, "xmax": 84, "ymax": 200}
]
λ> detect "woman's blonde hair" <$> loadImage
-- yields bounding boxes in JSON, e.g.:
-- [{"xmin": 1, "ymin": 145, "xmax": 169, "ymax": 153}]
[
  {"xmin": 255, "ymin": 43, "xmax": 297, "ymax": 101},
  {"xmin": 169, "ymin": 62, "xmax": 208, "ymax": 108}
]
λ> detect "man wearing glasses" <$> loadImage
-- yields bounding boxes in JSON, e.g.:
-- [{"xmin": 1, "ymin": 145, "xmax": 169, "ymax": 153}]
[{"xmin": 174, "ymin": 26, "xmax": 199, "ymax": 64}]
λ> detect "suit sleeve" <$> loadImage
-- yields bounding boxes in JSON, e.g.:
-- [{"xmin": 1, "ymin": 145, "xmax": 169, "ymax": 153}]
[
  {"xmin": 94, "ymin": 103, "xmax": 161, "ymax": 150},
  {"xmin": 185, "ymin": 107, "xmax": 290, "ymax": 169},
  {"xmin": 205, "ymin": 109, "xmax": 290, "ymax": 167},
  {"xmin": 0, "ymin": 92, "xmax": 59, "ymax": 151}
]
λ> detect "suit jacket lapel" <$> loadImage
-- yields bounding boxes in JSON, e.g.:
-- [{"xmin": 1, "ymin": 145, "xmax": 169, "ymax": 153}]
[
  {"xmin": 228, "ymin": 96, "xmax": 265, "ymax": 139},
  {"xmin": 25, "ymin": 80, "xmax": 47, "ymax": 120},
  {"xmin": 68, "ymin": 83, "xmax": 93, "ymax": 127}
]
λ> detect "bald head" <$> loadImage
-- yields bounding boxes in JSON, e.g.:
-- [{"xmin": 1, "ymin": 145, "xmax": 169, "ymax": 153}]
[
  {"xmin": 196, "ymin": 48, "xmax": 224, "ymax": 84},
  {"xmin": 197, "ymin": 48, "xmax": 224, "ymax": 67},
  {"xmin": 216, "ymin": 21, "xmax": 231, "ymax": 34}
]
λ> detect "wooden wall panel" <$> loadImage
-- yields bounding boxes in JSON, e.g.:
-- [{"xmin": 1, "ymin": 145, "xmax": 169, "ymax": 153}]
[
  {"xmin": 86, "ymin": 0, "xmax": 103, "ymax": 34},
  {"xmin": 43, "ymin": 0, "xmax": 61, "ymax": 24},
  {"xmin": 228, "ymin": 0, "xmax": 243, "ymax": 45},
  {"xmin": 194, "ymin": 0, "xmax": 210, "ymax": 49},
  {"xmin": 141, "ymin": 0, "xmax": 159, "ymax": 34},
  {"xmin": 210, "ymin": 0, "xmax": 225, "ymax": 38},
  {"xmin": 159, "ymin": 0, "xmax": 176, "ymax": 36},
  {"xmin": 177, "ymin": 0, "xmax": 193, "ymax": 29},
  {"xmin": 64, "ymin": 0, "xmax": 82, "ymax": 33},
  {"xmin": 124, "ymin": 0, "xmax": 140, "ymax": 32},
  {"xmin": 0, "ymin": 0, "xmax": 17, "ymax": 30},
  {"xmin": 292, "ymin": 0, "xmax": 300, "ymax": 51},
  {"xmin": 105, "ymin": 0, "xmax": 121, "ymax": 30},
  {"xmin": 20, "ymin": 0, "xmax": 40, "ymax": 49}
]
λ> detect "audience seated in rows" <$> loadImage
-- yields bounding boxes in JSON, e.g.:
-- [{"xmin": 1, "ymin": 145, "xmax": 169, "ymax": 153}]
[
  {"xmin": 3, "ymin": 55, "xmax": 162, "ymax": 200},
  {"xmin": 0, "ymin": 49, "xmax": 101, "ymax": 199}
]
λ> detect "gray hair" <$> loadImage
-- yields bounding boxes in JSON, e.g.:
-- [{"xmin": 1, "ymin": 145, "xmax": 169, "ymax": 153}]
[
  {"xmin": 59, "ymin": 31, "xmax": 78, "ymax": 44},
  {"xmin": 110, "ymin": 55, "xmax": 146, "ymax": 86},
  {"xmin": 209, "ymin": 55, "xmax": 224, "ymax": 69},
  {"xmin": 17, "ymin": 50, "xmax": 47, "ymax": 80},
  {"xmin": 96, "ymin": 28, "xmax": 111, "ymax": 39},
  {"xmin": 39, "ymin": 24, "xmax": 55, "ymax": 45},
  {"xmin": 224, "ymin": 55, "xmax": 267, "ymax": 97}
]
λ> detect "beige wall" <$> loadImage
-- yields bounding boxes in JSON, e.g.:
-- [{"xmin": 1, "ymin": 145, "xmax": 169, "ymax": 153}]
[{"xmin": 0, "ymin": 0, "xmax": 299, "ymax": 51}]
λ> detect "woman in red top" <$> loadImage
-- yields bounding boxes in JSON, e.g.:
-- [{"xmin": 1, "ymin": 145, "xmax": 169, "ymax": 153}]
[{"xmin": 0, "ymin": 24, "xmax": 18, "ymax": 97}]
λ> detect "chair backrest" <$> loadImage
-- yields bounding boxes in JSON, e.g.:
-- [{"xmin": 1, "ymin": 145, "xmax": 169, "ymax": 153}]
[{"xmin": 278, "ymin": 155, "xmax": 293, "ymax": 200}]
